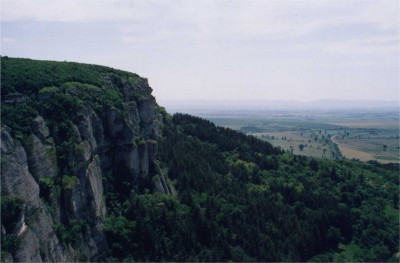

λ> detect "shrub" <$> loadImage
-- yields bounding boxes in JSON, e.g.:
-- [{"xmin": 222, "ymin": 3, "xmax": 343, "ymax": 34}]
[
  {"xmin": 39, "ymin": 86, "xmax": 59, "ymax": 94},
  {"xmin": 39, "ymin": 177, "xmax": 54, "ymax": 201},
  {"xmin": 62, "ymin": 175, "xmax": 78, "ymax": 190},
  {"xmin": 1, "ymin": 195, "xmax": 24, "ymax": 232}
]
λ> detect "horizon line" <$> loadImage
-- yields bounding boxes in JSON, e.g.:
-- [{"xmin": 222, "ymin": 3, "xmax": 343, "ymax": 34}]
[{"xmin": 158, "ymin": 99, "xmax": 400, "ymax": 103}]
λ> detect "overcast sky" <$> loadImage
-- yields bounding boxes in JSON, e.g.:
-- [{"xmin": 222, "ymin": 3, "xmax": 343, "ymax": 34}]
[{"xmin": 1, "ymin": 0, "xmax": 399, "ymax": 102}]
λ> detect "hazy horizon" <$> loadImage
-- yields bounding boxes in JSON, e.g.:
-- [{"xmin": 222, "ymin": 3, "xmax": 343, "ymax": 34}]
[
  {"xmin": 2, "ymin": 0, "xmax": 399, "ymax": 102},
  {"xmin": 159, "ymin": 98, "xmax": 400, "ymax": 112}
]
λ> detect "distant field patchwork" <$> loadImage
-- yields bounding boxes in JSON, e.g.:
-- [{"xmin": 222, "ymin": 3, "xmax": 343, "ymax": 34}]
[
  {"xmin": 333, "ymin": 137, "xmax": 399, "ymax": 163},
  {"xmin": 329, "ymin": 121, "xmax": 399, "ymax": 129},
  {"xmin": 208, "ymin": 112, "xmax": 399, "ymax": 164}
]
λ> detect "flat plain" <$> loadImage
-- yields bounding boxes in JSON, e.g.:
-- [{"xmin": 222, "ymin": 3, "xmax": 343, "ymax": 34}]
[{"xmin": 198, "ymin": 109, "xmax": 399, "ymax": 164}]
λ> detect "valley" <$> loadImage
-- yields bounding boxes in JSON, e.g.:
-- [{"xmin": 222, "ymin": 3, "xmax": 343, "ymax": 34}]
[{"xmin": 165, "ymin": 106, "xmax": 399, "ymax": 164}]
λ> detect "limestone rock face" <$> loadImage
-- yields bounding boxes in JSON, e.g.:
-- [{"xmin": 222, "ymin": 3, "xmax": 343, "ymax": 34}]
[
  {"xmin": 138, "ymin": 97, "xmax": 160, "ymax": 139},
  {"xmin": 31, "ymin": 116, "xmax": 49, "ymax": 141},
  {"xmin": 25, "ymin": 120, "xmax": 58, "ymax": 180},
  {"xmin": 14, "ymin": 228, "xmax": 42, "ymax": 262},
  {"xmin": 86, "ymin": 156, "xmax": 105, "ymax": 220},
  {"xmin": 1, "ymin": 127, "xmax": 41, "ymax": 211},
  {"xmin": 138, "ymin": 142, "xmax": 149, "ymax": 177},
  {"xmin": 1, "ymin": 127, "xmax": 69, "ymax": 262},
  {"xmin": 125, "ymin": 101, "xmax": 141, "ymax": 133},
  {"xmin": 146, "ymin": 140, "xmax": 158, "ymax": 161}
]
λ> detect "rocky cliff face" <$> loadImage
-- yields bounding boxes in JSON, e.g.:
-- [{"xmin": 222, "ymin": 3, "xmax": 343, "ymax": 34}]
[
  {"xmin": 1, "ymin": 126, "xmax": 67, "ymax": 262},
  {"xmin": 1, "ymin": 62, "xmax": 172, "ymax": 262}
]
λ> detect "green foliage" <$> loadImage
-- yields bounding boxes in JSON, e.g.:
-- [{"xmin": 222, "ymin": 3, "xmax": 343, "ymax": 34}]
[
  {"xmin": 39, "ymin": 177, "xmax": 54, "ymax": 201},
  {"xmin": 135, "ymin": 137, "xmax": 146, "ymax": 146},
  {"xmin": 171, "ymin": 113, "xmax": 279, "ymax": 157},
  {"xmin": 39, "ymin": 86, "xmax": 59, "ymax": 94},
  {"xmin": 103, "ymin": 193, "xmax": 193, "ymax": 261},
  {"xmin": 54, "ymin": 219, "xmax": 88, "ymax": 245},
  {"xmin": 44, "ymin": 146, "xmax": 57, "ymax": 165},
  {"xmin": 1, "ymin": 196, "xmax": 24, "ymax": 257},
  {"xmin": 62, "ymin": 81, "xmax": 124, "ymax": 111},
  {"xmin": 1, "ymin": 195, "xmax": 24, "ymax": 232},
  {"xmin": 62, "ymin": 175, "xmax": 78, "ymax": 190},
  {"xmin": 25, "ymin": 207, "xmax": 43, "ymax": 226},
  {"xmin": 1, "ymin": 56, "xmax": 138, "ymax": 97},
  {"xmin": 1, "ymin": 234, "xmax": 20, "ymax": 256},
  {"xmin": 1, "ymin": 57, "xmax": 139, "ymax": 148},
  {"xmin": 99, "ymin": 113, "xmax": 398, "ymax": 262},
  {"xmin": 299, "ymin": 143, "xmax": 305, "ymax": 151},
  {"xmin": 2, "ymin": 103, "xmax": 38, "ymax": 140},
  {"xmin": 156, "ymin": 105, "xmax": 168, "ymax": 118},
  {"xmin": 103, "ymin": 215, "xmax": 136, "ymax": 257}
]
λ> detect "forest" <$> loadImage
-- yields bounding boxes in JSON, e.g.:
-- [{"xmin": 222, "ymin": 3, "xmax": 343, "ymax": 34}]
[
  {"xmin": 104, "ymin": 113, "xmax": 399, "ymax": 262},
  {"xmin": 1, "ymin": 57, "xmax": 398, "ymax": 262}
]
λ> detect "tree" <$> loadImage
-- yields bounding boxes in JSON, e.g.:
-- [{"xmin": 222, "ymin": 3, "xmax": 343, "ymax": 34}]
[{"xmin": 298, "ymin": 144, "xmax": 305, "ymax": 151}]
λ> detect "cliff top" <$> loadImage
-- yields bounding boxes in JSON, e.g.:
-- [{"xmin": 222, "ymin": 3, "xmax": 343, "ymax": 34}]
[
  {"xmin": 1, "ymin": 56, "xmax": 145, "ymax": 98},
  {"xmin": 1, "ymin": 56, "xmax": 157, "ymax": 142}
]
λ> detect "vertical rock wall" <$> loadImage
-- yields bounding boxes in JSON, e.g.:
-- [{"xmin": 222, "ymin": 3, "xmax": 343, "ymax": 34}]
[
  {"xmin": 1, "ymin": 73, "xmax": 167, "ymax": 262},
  {"xmin": 1, "ymin": 127, "xmax": 69, "ymax": 262}
]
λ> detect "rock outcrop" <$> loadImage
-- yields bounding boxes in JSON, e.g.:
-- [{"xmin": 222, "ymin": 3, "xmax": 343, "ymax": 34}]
[
  {"xmin": 1, "ymin": 68, "xmax": 171, "ymax": 262},
  {"xmin": 25, "ymin": 116, "xmax": 58, "ymax": 180},
  {"xmin": 1, "ymin": 127, "xmax": 69, "ymax": 262}
]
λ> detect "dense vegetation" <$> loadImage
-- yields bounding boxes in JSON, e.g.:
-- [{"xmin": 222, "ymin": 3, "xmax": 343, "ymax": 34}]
[
  {"xmin": 1, "ymin": 57, "xmax": 398, "ymax": 262},
  {"xmin": 1, "ymin": 56, "xmax": 136, "ymax": 97},
  {"xmin": 104, "ymin": 113, "xmax": 399, "ymax": 262},
  {"xmin": 1, "ymin": 56, "xmax": 137, "ymax": 140}
]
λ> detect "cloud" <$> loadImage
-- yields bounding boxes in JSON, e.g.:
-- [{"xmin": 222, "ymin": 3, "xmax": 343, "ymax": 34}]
[
  {"xmin": 1, "ymin": 37, "xmax": 16, "ymax": 43},
  {"xmin": 1, "ymin": 0, "xmax": 151, "ymax": 22},
  {"xmin": 358, "ymin": 0, "xmax": 399, "ymax": 30},
  {"xmin": 121, "ymin": 31, "xmax": 171, "ymax": 45},
  {"xmin": 3, "ymin": 1, "xmax": 398, "ymax": 44},
  {"xmin": 322, "ymin": 35, "xmax": 399, "ymax": 56}
]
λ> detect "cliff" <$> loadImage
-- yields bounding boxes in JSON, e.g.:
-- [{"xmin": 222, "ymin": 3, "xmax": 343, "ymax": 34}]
[{"xmin": 1, "ymin": 57, "xmax": 172, "ymax": 261}]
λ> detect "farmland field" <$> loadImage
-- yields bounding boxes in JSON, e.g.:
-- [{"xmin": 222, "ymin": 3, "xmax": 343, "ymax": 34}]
[
  {"xmin": 333, "ymin": 135, "xmax": 399, "ymax": 163},
  {"xmin": 198, "ymin": 109, "xmax": 399, "ymax": 164}
]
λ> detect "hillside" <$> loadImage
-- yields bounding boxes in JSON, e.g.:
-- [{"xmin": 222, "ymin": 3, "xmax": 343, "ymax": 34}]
[{"xmin": 1, "ymin": 57, "xmax": 399, "ymax": 262}]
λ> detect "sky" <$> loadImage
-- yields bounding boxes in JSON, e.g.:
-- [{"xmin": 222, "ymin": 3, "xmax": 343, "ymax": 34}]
[{"xmin": 1, "ymin": 0, "xmax": 399, "ymax": 102}]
